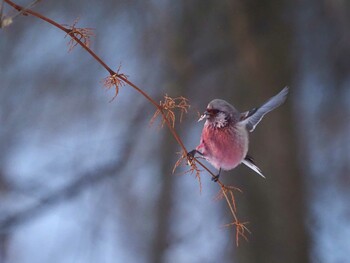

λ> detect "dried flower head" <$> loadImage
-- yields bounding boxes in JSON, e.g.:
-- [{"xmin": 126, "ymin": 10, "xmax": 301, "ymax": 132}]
[
  {"xmin": 63, "ymin": 17, "xmax": 95, "ymax": 52},
  {"xmin": 223, "ymin": 220, "xmax": 251, "ymax": 246},
  {"xmin": 173, "ymin": 151, "xmax": 202, "ymax": 192},
  {"xmin": 215, "ymin": 185, "xmax": 242, "ymax": 212},
  {"xmin": 150, "ymin": 95, "xmax": 190, "ymax": 128},
  {"xmin": 102, "ymin": 66, "xmax": 128, "ymax": 101},
  {"xmin": 217, "ymin": 184, "xmax": 250, "ymax": 246}
]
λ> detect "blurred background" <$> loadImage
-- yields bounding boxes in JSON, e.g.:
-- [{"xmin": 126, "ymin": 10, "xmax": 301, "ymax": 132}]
[{"xmin": 1, "ymin": 0, "xmax": 350, "ymax": 262}]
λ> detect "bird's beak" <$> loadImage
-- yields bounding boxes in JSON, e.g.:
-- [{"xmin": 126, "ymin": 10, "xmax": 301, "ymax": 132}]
[{"xmin": 198, "ymin": 111, "xmax": 208, "ymax": 122}]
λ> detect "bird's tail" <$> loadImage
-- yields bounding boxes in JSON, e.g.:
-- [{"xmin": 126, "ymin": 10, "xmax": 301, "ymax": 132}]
[{"xmin": 242, "ymin": 155, "xmax": 265, "ymax": 178}]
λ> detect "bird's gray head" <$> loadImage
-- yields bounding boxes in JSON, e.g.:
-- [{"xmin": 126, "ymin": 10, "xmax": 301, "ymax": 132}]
[{"xmin": 199, "ymin": 99, "xmax": 240, "ymax": 128}]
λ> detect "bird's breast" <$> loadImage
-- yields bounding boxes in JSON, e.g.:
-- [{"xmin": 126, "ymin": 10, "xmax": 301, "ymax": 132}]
[{"xmin": 197, "ymin": 124, "xmax": 248, "ymax": 170}]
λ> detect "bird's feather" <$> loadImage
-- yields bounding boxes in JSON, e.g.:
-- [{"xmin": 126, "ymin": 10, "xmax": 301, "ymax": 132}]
[
  {"xmin": 240, "ymin": 87, "xmax": 289, "ymax": 132},
  {"xmin": 242, "ymin": 155, "xmax": 265, "ymax": 178}
]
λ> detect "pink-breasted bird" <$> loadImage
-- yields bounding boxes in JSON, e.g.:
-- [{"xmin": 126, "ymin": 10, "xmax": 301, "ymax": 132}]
[{"xmin": 188, "ymin": 87, "xmax": 289, "ymax": 181}]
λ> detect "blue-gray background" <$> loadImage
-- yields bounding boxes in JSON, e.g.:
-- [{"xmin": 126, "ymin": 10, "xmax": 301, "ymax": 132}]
[{"xmin": 1, "ymin": 0, "xmax": 349, "ymax": 262}]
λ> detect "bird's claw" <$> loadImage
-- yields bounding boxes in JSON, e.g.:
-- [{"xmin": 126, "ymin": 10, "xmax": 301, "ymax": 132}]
[
  {"xmin": 187, "ymin": 150, "xmax": 197, "ymax": 159},
  {"xmin": 211, "ymin": 174, "xmax": 220, "ymax": 182},
  {"xmin": 212, "ymin": 168, "xmax": 221, "ymax": 182},
  {"xmin": 186, "ymin": 150, "xmax": 197, "ymax": 165}
]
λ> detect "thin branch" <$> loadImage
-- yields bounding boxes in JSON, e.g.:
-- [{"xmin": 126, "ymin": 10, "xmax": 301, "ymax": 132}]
[
  {"xmin": 1, "ymin": 0, "xmax": 42, "ymax": 28},
  {"xmin": 4, "ymin": 0, "xmax": 115, "ymax": 74},
  {"xmin": 3, "ymin": 0, "xmax": 250, "ymax": 244},
  {"xmin": 4, "ymin": 0, "xmax": 191, "ymax": 156}
]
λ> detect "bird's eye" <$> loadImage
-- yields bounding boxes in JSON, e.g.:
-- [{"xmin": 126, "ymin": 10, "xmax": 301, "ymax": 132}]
[{"xmin": 207, "ymin": 109, "xmax": 220, "ymax": 115}]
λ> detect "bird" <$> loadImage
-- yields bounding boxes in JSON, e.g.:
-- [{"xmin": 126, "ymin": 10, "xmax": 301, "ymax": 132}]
[{"xmin": 188, "ymin": 87, "xmax": 289, "ymax": 181}]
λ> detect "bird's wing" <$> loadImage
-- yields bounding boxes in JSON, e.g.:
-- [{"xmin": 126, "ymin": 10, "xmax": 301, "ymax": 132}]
[
  {"xmin": 240, "ymin": 87, "xmax": 289, "ymax": 132},
  {"xmin": 242, "ymin": 155, "xmax": 265, "ymax": 178}
]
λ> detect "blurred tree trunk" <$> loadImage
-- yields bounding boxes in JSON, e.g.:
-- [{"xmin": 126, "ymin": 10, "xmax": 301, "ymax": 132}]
[
  {"xmin": 150, "ymin": 131, "xmax": 176, "ymax": 263},
  {"xmin": 225, "ymin": 1, "xmax": 310, "ymax": 263},
  {"xmin": 148, "ymin": 3, "xmax": 197, "ymax": 259}
]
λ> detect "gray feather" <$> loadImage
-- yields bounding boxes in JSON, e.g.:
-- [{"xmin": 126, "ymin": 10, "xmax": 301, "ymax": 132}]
[
  {"xmin": 242, "ymin": 155, "xmax": 265, "ymax": 178},
  {"xmin": 240, "ymin": 87, "xmax": 289, "ymax": 132}
]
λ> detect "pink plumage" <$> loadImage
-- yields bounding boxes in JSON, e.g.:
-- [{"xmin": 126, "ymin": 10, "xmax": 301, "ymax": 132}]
[{"xmin": 196, "ymin": 123, "xmax": 248, "ymax": 171}]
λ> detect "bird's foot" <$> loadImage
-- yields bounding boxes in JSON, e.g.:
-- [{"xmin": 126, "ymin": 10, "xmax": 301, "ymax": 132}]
[
  {"xmin": 186, "ymin": 150, "xmax": 197, "ymax": 165},
  {"xmin": 187, "ymin": 150, "xmax": 197, "ymax": 159},
  {"xmin": 211, "ymin": 174, "xmax": 220, "ymax": 182},
  {"xmin": 211, "ymin": 168, "xmax": 221, "ymax": 182}
]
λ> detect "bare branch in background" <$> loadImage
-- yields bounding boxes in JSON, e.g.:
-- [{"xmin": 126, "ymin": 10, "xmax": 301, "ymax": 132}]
[{"xmin": 0, "ymin": 0, "xmax": 41, "ymax": 28}]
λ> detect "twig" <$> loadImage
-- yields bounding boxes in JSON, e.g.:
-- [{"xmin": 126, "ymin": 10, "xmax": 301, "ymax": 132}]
[{"xmin": 1, "ymin": 0, "xmax": 41, "ymax": 28}]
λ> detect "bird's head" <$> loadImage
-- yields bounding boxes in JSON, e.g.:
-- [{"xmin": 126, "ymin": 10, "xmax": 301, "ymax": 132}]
[{"xmin": 198, "ymin": 99, "xmax": 239, "ymax": 128}]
